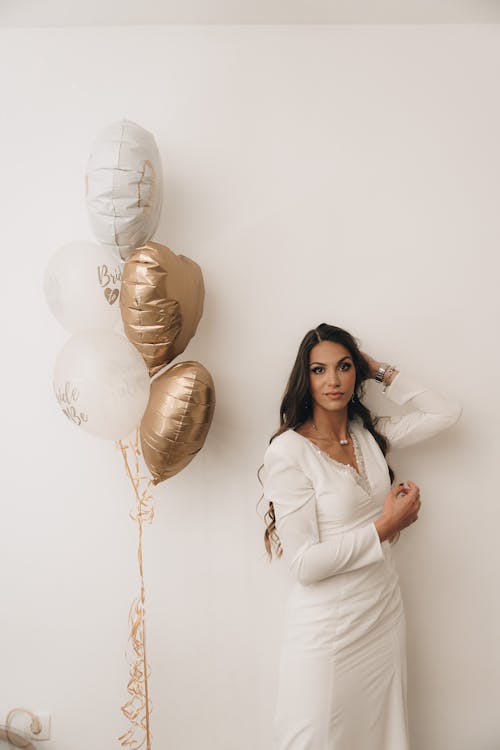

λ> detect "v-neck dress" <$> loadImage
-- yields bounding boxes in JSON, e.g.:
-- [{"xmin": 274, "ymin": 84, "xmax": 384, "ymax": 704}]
[{"xmin": 262, "ymin": 371, "xmax": 462, "ymax": 750}]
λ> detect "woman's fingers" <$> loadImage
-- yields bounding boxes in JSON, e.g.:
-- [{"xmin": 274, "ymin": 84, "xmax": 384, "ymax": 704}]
[
  {"xmin": 403, "ymin": 480, "xmax": 420, "ymax": 499},
  {"xmin": 389, "ymin": 480, "xmax": 422, "ymax": 531},
  {"xmin": 393, "ymin": 482, "xmax": 408, "ymax": 497}
]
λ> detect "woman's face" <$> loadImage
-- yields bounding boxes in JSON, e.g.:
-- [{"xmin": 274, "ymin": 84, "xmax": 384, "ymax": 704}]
[{"xmin": 308, "ymin": 340, "xmax": 357, "ymax": 414}]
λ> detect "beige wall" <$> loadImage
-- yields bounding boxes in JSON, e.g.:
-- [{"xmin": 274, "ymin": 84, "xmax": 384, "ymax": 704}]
[{"xmin": 1, "ymin": 24, "xmax": 498, "ymax": 750}]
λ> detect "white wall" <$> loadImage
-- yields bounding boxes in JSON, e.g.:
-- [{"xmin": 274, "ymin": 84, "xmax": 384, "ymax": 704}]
[{"xmin": 1, "ymin": 25, "xmax": 499, "ymax": 750}]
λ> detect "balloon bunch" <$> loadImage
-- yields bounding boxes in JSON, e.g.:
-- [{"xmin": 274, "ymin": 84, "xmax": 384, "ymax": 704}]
[
  {"xmin": 44, "ymin": 119, "xmax": 215, "ymax": 482},
  {"xmin": 44, "ymin": 120, "xmax": 216, "ymax": 750}
]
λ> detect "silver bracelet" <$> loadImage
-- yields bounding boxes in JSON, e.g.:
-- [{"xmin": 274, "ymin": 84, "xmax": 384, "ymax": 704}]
[
  {"xmin": 382, "ymin": 365, "xmax": 396, "ymax": 393},
  {"xmin": 374, "ymin": 362, "xmax": 389, "ymax": 383}
]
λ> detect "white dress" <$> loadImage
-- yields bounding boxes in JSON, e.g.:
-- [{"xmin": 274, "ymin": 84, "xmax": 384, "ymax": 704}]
[{"xmin": 262, "ymin": 371, "xmax": 462, "ymax": 750}]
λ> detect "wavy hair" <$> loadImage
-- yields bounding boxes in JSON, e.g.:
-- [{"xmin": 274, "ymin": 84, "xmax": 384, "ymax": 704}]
[{"xmin": 257, "ymin": 323, "xmax": 400, "ymax": 560}]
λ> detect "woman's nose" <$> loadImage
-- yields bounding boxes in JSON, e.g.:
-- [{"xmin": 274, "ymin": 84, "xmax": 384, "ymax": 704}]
[{"xmin": 327, "ymin": 369, "xmax": 340, "ymax": 386}]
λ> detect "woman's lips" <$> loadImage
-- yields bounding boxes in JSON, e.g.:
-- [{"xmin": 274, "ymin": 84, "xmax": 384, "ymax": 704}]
[{"xmin": 325, "ymin": 392, "xmax": 344, "ymax": 399}]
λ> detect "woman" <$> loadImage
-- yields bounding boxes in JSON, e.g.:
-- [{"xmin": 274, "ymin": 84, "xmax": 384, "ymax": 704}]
[{"xmin": 261, "ymin": 323, "xmax": 462, "ymax": 750}]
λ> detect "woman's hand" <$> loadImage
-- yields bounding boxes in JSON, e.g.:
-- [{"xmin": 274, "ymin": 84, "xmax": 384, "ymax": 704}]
[
  {"xmin": 359, "ymin": 350, "xmax": 381, "ymax": 380},
  {"xmin": 359, "ymin": 350, "xmax": 398, "ymax": 385},
  {"xmin": 375, "ymin": 481, "xmax": 421, "ymax": 541}
]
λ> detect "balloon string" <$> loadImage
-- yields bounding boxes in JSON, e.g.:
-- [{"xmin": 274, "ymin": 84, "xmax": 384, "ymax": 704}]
[{"xmin": 116, "ymin": 428, "xmax": 154, "ymax": 750}]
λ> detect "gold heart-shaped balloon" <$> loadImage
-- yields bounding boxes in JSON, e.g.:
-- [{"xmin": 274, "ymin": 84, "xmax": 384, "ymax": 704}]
[
  {"xmin": 120, "ymin": 241, "xmax": 205, "ymax": 376},
  {"xmin": 140, "ymin": 361, "xmax": 215, "ymax": 485}
]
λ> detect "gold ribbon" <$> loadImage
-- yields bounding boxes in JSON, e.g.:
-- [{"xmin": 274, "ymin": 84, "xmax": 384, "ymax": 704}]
[{"xmin": 116, "ymin": 428, "xmax": 154, "ymax": 750}]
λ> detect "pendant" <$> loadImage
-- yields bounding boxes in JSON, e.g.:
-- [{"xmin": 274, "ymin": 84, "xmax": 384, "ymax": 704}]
[{"xmin": 312, "ymin": 420, "xmax": 350, "ymax": 446}]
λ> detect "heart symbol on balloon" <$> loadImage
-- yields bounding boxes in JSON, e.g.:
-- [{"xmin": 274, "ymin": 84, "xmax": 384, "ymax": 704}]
[{"xmin": 105, "ymin": 287, "xmax": 119, "ymax": 305}]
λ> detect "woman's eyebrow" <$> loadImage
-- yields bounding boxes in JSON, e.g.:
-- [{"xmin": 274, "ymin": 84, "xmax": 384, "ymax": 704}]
[{"xmin": 309, "ymin": 356, "xmax": 352, "ymax": 366}]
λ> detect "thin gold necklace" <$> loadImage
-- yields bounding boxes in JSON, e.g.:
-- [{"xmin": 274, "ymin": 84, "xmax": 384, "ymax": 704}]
[{"xmin": 311, "ymin": 420, "xmax": 350, "ymax": 446}]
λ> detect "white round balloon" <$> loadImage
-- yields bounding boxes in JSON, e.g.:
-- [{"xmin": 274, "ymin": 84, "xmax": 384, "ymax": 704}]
[
  {"xmin": 85, "ymin": 119, "xmax": 163, "ymax": 261},
  {"xmin": 53, "ymin": 329, "xmax": 150, "ymax": 440},
  {"xmin": 44, "ymin": 241, "xmax": 122, "ymax": 333}
]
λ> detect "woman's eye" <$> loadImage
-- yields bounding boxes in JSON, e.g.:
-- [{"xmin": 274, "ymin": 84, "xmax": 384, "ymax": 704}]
[
  {"xmin": 311, "ymin": 367, "xmax": 324, "ymax": 374},
  {"xmin": 340, "ymin": 363, "xmax": 352, "ymax": 371}
]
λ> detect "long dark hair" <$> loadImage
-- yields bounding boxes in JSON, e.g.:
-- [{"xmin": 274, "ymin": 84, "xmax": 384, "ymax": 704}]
[{"xmin": 258, "ymin": 323, "xmax": 399, "ymax": 560}]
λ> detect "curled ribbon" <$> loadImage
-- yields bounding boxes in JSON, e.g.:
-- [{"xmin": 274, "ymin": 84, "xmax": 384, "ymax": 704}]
[{"xmin": 116, "ymin": 429, "xmax": 154, "ymax": 750}]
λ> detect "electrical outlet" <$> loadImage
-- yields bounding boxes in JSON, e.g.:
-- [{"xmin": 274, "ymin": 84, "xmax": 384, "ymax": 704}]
[{"xmin": 24, "ymin": 712, "xmax": 51, "ymax": 741}]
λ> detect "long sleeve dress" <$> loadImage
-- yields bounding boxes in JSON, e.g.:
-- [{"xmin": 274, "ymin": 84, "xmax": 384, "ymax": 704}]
[{"xmin": 262, "ymin": 371, "xmax": 462, "ymax": 750}]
